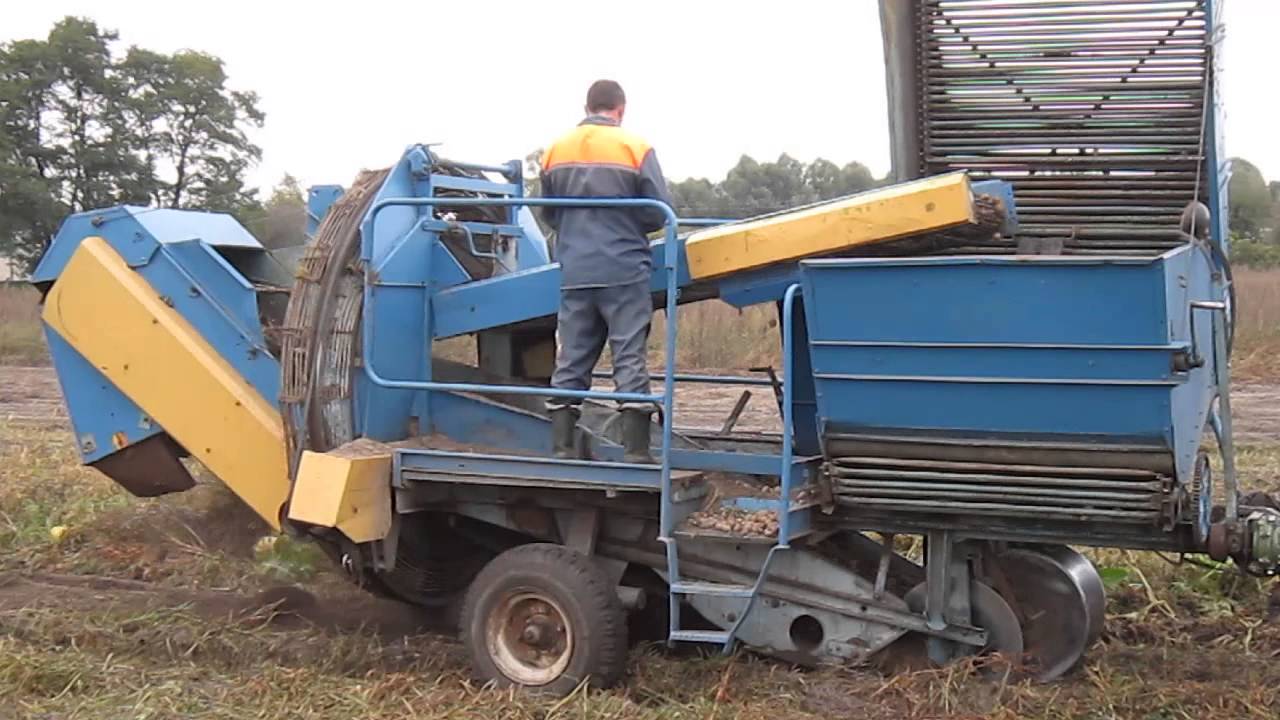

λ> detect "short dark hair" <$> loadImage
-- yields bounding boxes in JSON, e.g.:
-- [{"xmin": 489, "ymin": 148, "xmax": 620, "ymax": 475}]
[{"xmin": 586, "ymin": 80, "xmax": 626, "ymax": 113}]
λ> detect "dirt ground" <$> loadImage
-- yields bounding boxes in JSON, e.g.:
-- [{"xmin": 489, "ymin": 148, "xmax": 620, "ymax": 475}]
[
  {"xmin": 0, "ymin": 366, "xmax": 65, "ymax": 425},
  {"xmin": 3, "ymin": 364, "xmax": 1280, "ymax": 718}
]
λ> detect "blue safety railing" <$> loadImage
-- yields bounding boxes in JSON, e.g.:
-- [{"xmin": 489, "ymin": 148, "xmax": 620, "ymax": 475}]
[
  {"xmin": 778, "ymin": 283, "xmax": 801, "ymax": 544},
  {"xmin": 660, "ymin": 281, "xmax": 798, "ymax": 650},
  {"xmin": 360, "ymin": 196, "xmax": 792, "ymax": 654},
  {"xmin": 363, "ymin": 195, "xmax": 683, "ymax": 553},
  {"xmin": 678, "ymin": 217, "xmax": 737, "ymax": 227}
]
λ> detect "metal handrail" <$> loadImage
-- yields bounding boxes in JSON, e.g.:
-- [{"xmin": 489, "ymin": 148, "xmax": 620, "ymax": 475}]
[
  {"xmin": 677, "ymin": 217, "xmax": 736, "ymax": 227},
  {"xmin": 779, "ymin": 283, "xmax": 802, "ymax": 546},
  {"xmin": 361, "ymin": 195, "xmax": 682, "ymax": 541}
]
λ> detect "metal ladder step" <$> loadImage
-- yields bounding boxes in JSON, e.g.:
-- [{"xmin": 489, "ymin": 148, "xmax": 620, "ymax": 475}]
[
  {"xmin": 669, "ymin": 629, "xmax": 733, "ymax": 645},
  {"xmin": 669, "ymin": 580, "xmax": 755, "ymax": 598}
]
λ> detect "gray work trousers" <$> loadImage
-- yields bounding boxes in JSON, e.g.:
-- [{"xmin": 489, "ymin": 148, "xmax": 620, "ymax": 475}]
[{"xmin": 548, "ymin": 280, "xmax": 652, "ymax": 410}]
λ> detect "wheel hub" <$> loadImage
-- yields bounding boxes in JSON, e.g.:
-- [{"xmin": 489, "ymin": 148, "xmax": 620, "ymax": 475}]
[{"xmin": 486, "ymin": 591, "xmax": 573, "ymax": 686}]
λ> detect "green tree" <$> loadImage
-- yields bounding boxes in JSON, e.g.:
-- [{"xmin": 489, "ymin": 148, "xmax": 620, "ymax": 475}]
[
  {"xmin": 1228, "ymin": 157, "xmax": 1273, "ymax": 240},
  {"xmin": 668, "ymin": 177, "xmax": 721, "ymax": 218},
  {"xmin": 129, "ymin": 50, "xmax": 263, "ymax": 212},
  {"xmin": 248, "ymin": 174, "xmax": 306, "ymax": 250},
  {"xmin": 0, "ymin": 17, "xmax": 263, "ymax": 271},
  {"xmin": 670, "ymin": 154, "xmax": 883, "ymax": 219},
  {"xmin": 0, "ymin": 19, "xmax": 141, "ymax": 270}
]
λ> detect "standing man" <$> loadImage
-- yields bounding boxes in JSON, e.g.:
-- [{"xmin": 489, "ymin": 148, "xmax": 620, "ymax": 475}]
[{"xmin": 539, "ymin": 79, "xmax": 674, "ymax": 463}]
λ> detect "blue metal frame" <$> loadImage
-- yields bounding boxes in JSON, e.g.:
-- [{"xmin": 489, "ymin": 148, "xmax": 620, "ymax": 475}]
[
  {"xmin": 306, "ymin": 185, "xmax": 344, "ymax": 239},
  {"xmin": 779, "ymin": 284, "xmax": 801, "ymax": 546},
  {"xmin": 36, "ymin": 207, "xmax": 282, "ymax": 412},
  {"xmin": 361, "ymin": 194, "xmax": 683, "ymax": 534},
  {"xmin": 397, "ymin": 449, "xmax": 664, "ymax": 490},
  {"xmin": 664, "ymin": 284, "xmax": 807, "ymax": 652},
  {"xmin": 1204, "ymin": 0, "xmax": 1229, "ymax": 252},
  {"xmin": 355, "ymin": 189, "xmax": 810, "ymax": 652},
  {"xmin": 43, "ymin": 327, "xmax": 163, "ymax": 463}
]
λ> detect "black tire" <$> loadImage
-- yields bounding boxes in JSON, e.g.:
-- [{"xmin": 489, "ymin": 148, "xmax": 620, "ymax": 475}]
[{"xmin": 460, "ymin": 543, "xmax": 627, "ymax": 695}]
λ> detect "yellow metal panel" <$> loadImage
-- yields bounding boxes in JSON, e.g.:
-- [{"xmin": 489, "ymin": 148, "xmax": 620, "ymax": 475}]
[
  {"xmin": 684, "ymin": 172, "xmax": 977, "ymax": 280},
  {"xmin": 42, "ymin": 237, "xmax": 290, "ymax": 530},
  {"xmin": 287, "ymin": 450, "xmax": 393, "ymax": 543}
]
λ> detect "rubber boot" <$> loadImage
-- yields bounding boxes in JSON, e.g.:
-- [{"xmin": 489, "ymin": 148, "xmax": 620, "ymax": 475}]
[
  {"xmin": 621, "ymin": 408, "xmax": 655, "ymax": 465},
  {"xmin": 550, "ymin": 405, "xmax": 580, "ymax": 459}
]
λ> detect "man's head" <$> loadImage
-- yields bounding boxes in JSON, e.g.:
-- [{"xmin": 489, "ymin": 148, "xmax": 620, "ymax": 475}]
[{"xmin": 585, "ymin": 80, "xmax": 626, "ymax": 123}]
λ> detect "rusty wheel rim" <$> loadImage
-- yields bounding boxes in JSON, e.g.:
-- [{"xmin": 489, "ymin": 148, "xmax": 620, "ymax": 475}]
[{"xmin": 486, "ymin": 591, "xmax": 573, "ymax": 686}]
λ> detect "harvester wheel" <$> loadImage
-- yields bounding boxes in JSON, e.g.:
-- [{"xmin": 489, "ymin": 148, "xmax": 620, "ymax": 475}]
[
  {"xmin": 991, "ymin": 545, "xmax": 1105, "ymax": 681},
  {"xmin": 905, "ymin": 581, "xmax": 1024, "ymax": 676},
  {"xmin": 460, "ymin": 543, "xmax": 626, "ymax": 695}
]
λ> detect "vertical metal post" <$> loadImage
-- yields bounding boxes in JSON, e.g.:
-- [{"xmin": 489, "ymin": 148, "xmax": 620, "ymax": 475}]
[
  {"xmin": 1210, "ymin": 306, "xmax": 1238, "ymax": 520},
  {"xmin": 420, "ymin": 222, "xmax": 436, "ymax": 430},
  {"xmin": 1203, "ymin": 0, "xmax": 1230, "ymax": 252},
  {"xmin": 658, "ymin": 216, "xmax": 678, "ymax": 538},
  {"xmin": 925, "ymin": 529, "xmax": 955, "ymax": 665},
  {"xmin": 925, "ymin": 530, "xmax": 951, "ymax": 631},
  {"xmin": 1193, "ymin": 299, "xmax": 1237, "ymax": 520},
  {"xmin": 779, "ymin": 284, "xmax": 801, "ymax": 546}
]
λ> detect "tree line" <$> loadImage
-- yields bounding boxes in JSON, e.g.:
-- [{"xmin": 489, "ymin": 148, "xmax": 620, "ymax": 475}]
[
  {"xmin": 0, "ymin": 17, "xmax": 263, "ymax": 271},
  {"xmin": 4, "ymin": 17, "xmax": 1280, "ymax": 273},
  {"xmin": 1226, "ymin": 157, "xmax": 1280, "ymax": 267}
]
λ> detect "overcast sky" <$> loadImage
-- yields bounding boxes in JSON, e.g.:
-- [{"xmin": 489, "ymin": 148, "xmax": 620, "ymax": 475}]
[{"xmin": 6, "ymin": 1, "xmax": 1280, "ymax": 192}]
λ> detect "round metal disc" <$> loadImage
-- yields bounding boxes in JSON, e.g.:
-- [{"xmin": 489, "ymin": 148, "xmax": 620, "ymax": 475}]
[
  {"xmin": 486, "ymin": 591, "xmax": 574, "ymax": 686},
  {"xmin": 904, "ymin": 581, "xmax": 1024, "ymax": 674},
  {"xmin": 995, "ymin": 545, "xmax": 1105, "ymax": 680}
]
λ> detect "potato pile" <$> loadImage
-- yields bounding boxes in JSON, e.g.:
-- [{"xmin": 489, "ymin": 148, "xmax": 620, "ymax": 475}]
[{"xmin": 684, "ymin": 507, "xmax": 779, "ymax": 537}]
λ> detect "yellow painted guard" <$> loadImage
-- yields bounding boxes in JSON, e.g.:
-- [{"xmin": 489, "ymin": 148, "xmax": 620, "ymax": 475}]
[
  {"xmin": 684, "ymin": 172, "xmax": 977, "ymax": 280},
  {"xmin": 288, "ymin": 450, "xmax": 393, "ymax": 543},
  {"xmin": 42, "ymin": 237, "xmax": 291, "ymax": 530}
]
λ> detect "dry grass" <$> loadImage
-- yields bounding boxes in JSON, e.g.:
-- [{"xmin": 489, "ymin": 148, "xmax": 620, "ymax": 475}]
[
  {"xmin": 2, "ymin": 419, "xmax": 1280, "ymax": 718},
  {"xmin": 0, "ymin": 284, "xmax": 46, "ymax": 365},
  {"xmin": 653, "ymin": 301, "xmax": 780, "ymax": 370},
  {"xmin": 1232, "ymin": 268, "xmax": 1280, "ymax": 381}
]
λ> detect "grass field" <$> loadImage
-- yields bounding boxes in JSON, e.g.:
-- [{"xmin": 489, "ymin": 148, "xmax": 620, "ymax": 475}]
[
  {"xmin": 0, "ymin": 419, "xmax": 1278, "ymax": 718},
  {"xmin": 1232, "ymin": 268, "xmax": 1280, "ymax": 380},
  {"xmin": 0, "ymin": 284, "xmax": 45, "ymax": 366}
]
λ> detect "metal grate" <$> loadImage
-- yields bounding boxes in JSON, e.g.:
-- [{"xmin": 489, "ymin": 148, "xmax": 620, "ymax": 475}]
[
  {"xmin": 917, "ymin": 0, "xmax": 1210, "ymax": 254},
  {"xmin": 830, "ymin": 455, "xmax": 1172, "ymax": 525}
]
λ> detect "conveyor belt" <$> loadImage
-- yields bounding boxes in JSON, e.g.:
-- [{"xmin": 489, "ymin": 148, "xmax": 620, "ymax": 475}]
[{"xmin": 913, "ymin": 0, "xmax": 1211, "ymax": 254}]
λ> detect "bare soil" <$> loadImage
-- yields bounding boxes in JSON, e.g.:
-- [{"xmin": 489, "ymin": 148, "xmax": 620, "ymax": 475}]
[
  {"xmin": 0, "ymin": 571, "xmax": 428, "ymax": 639},
  {"xmin": 0, "ymin": 366, "xmax": 66, "ymax": 424}
]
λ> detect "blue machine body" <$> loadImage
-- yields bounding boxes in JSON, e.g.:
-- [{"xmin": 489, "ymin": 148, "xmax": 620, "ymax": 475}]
[
  {"xmin": 306, "ymin": 185, "xmax": 344, "ymax": 239},
  {"xmin": 34, "ymin": 206, "xmax": 281, "ymax": 464},
  {"xmin": 796, "ymin": 246, "xmax": 1223, "ymax": 490},
  {"xmin": 30, "ymin": 0, "xmax": 1257, "ymax": 668},
  {"xmin": 35, "ymin": 141, "xmax": 1226, "ymax": 545}
]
